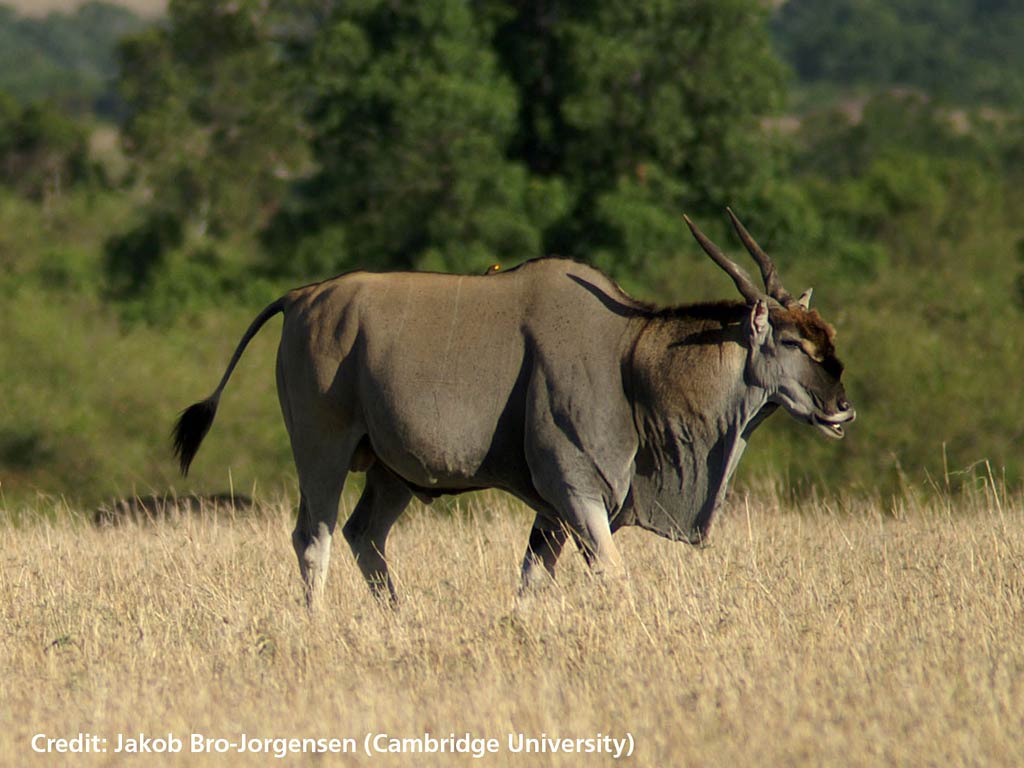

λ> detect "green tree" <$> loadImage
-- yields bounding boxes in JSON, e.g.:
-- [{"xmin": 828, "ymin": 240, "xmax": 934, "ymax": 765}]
[
  {"xmin": 0, "ymin": 95, "xmax": 90, "ymax": 202},
  {"xmin": 117, "ymin": 0, "xmax": 309, "ymax": 241},
  {"xmin": 268, "ymin": 0, "xmax": 547, "ymax": 276},
  {"xmin": 107, "ymin": 0, "xmax": 311, "ymax": 319},
  {"xmin": 273, "ymin": 0, "xmax": 788, "ymax": 284},
  {"xmin": 481, "ymin": 0, "xmax": 788, "ymax": 285}
]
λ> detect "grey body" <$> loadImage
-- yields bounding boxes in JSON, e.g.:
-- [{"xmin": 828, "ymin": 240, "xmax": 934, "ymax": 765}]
[{"xmin": 174, "ymin": 213, "xmax": 855, "ymax": 607}]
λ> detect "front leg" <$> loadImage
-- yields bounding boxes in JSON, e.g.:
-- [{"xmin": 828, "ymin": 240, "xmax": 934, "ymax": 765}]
[
  {"xmin": 519, "ymin": 516, "xmax": 568, "ymax": 594},
  {"xmin": 562, "ymin": 494, "xmax": 625, "ymax": 579}
]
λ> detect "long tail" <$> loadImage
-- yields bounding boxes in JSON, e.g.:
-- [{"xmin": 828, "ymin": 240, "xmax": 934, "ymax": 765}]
[{"xmin": 172, "ymin": 297, "xmax": 286, "ymax": 475}]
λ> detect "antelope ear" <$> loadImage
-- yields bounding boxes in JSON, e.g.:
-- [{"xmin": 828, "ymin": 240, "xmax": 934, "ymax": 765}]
[
  {"xmin": 797, "ymin": 288, "xmax": 813, "ymax": 309},
  {"xmin": 748, "ymin": 299, "xmax": 770, "ymax": 346}
]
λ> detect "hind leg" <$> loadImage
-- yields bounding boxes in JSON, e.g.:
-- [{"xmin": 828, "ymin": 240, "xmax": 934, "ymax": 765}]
[
  {"xmin": 278, "ymin": 332, "xmax": 362, "ymax": 611},
  {"xmin": 286, "ymin": 424, "xmax": 356, "ymax": 611},
  {"xmin": 292, "ymin": 475, "xmax": 346, "ymax": 611},
  {"xmin": 342, "ymin": 462, "xmax": 412, "ymax": 606}
]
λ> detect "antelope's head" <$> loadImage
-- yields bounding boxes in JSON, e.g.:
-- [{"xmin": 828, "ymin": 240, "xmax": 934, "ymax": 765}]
[{"xmin": 685, "ymin": 210, "xmax": 855, "ymax": 439}]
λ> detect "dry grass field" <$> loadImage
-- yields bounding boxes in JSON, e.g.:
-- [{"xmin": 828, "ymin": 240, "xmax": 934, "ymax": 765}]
[{"xmin": 2, "ymin": 486, "xmax": 1022, "ymax": 766}]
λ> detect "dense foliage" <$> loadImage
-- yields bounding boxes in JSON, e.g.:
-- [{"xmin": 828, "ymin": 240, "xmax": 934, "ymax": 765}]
[
  {"xmin": 1, "ymin": 0, "xmax": 1023, "ymax": 505},
  {"xmin": 0, "ymin": 92, "xmax": 93, "ymax": 200},
  {"xmin": 261, "ymin": 0, "xmax": 786, "ymax": 282},
  {"xmin": 774, "ymin": 0, "xmax": 1024, "ymax": 107}
]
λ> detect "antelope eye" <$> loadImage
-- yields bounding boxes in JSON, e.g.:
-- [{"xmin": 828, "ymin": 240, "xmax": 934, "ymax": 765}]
[{"xmin": 781, "ymin": 338, "xmax": 803, "ymax": 350}]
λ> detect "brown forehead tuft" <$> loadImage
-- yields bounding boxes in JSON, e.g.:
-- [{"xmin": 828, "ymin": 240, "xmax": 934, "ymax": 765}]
[{"xmin": 773, "ymin": 307, "xmax": 837, "ymax": 349}]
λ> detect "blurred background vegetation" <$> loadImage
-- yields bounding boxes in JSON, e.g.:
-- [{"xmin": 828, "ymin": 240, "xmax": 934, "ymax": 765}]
[{"xmin": 1, "ymin": 0, "xmax": 1022, "ymax": 507}]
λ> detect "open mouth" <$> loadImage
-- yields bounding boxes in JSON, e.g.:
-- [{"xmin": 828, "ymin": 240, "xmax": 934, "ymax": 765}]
[{"xmin": 812, "ymin": 411, "xmax": 855, "ymax": 440}]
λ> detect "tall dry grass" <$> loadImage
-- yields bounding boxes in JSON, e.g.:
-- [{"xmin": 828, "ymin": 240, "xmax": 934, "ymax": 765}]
[{"xmin": 2, "ymin": 488, "xmax": 1022, "ymax": 766}]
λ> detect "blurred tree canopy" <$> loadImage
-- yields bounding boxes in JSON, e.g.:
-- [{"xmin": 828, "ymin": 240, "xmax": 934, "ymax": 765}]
[
  {"xmin": 0, "ymin": 92, "xmax": 91, "ymax": 201},
  {"xmin": 267, "ymin": 0, "xmax": 541, "ymax": 276},
  {"xmin": 110, "ymin": 0, "xmax": 787, "ymax": 282},
  {"xmin": 480, "ymin": 0, "xmax": 786, "ymax": 283},
  {"xmin": 117, "ymin": 0, "xmax": 310, "ymax": 240}
]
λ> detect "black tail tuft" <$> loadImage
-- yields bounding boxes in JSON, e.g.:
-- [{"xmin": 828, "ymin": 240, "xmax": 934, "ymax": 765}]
[{"xmin": 172, "ymin": 397, "xmax": 219, "ymax": 476}]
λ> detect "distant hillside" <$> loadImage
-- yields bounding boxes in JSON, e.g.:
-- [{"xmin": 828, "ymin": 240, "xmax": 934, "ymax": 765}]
[
  {"xmin": 773, "ymin": 0, "xmax": 1024, "ymax": 107},
  {"xmin": 0, "ymin": 1, "xmax": 151, "ymax": 114},
  {"xmin": 4, "ymin": 0, "xmax": 163, "ymax": 16}
]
